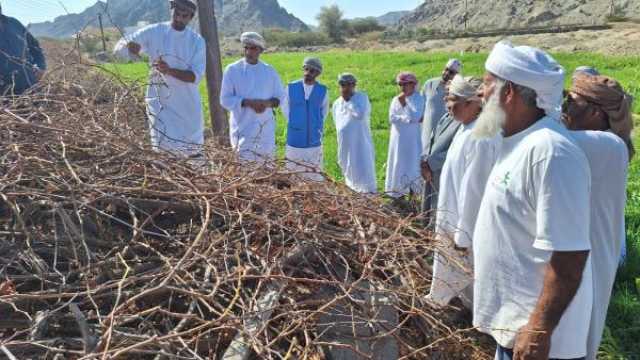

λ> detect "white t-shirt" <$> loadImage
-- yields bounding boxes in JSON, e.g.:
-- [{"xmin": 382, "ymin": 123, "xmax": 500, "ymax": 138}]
[
  {"xmin": 473, "ymin": 117, "xmax": 593, "ymax": 359},
  {"xmin": 570, "ymin": 131, "xmax": 629, "ymax": 360}
]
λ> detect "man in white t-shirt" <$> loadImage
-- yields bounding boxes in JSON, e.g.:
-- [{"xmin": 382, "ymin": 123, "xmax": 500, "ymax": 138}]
[
  {"xmin": 472, "ymin": 41, "xmax": 593, "ymax": 360},
  {"xmin": 564, "ymin": 73, "xmax": 633, "ymax": 360}
]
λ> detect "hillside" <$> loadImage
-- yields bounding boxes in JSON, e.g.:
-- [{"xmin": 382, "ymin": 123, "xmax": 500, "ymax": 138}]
[
  {"xmin": 398, "ymin": 0, "xmax": 640, "ymax": 31},
  {"xmin": 376, "ymin": 11, "xmax": 411, "ymax": 27},
  {"xmin": 28, "ymin": 0, "xmax": 308, "ymax": 39}
]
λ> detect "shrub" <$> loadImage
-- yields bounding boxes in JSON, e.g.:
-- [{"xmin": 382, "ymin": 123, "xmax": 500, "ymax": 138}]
[
  {"xmin": 347, "ymin": 17, "xmax": 386, "ymax": 36},
  {"xmin": 606, "ymin": 14, "xmax": 630, "ymax": 23},
  {"xmin": 357, "ymin": 31, "xmax": 384, "ymax": 43},
  {"xmin": 263, "ymin": 29, "xmax": 332, "ymax": 48}
]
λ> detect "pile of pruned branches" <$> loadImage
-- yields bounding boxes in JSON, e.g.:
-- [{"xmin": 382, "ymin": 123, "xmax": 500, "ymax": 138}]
[{"xmin": 0, "ymin": 63, "xmax": 491, "ymax": 359}]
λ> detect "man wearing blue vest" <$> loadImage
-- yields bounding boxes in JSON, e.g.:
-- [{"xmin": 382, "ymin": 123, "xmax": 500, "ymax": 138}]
[{"xmin": 282, "ymin": 57, "xmax": 330, "ymax": 181}]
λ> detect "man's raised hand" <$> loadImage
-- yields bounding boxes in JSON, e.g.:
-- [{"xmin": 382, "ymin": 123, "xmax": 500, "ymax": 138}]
[{"xmin": 127, "ymin": 42, "xmax": 142, "ymax": 56}]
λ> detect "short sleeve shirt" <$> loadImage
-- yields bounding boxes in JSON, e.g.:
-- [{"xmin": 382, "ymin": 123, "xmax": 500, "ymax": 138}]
[{"xmin": 472, "ymin": 117, "xmax": 593, "ymax": 358}]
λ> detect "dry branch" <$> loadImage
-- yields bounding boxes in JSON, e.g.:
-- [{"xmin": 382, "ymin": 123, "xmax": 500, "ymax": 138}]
[{"xmin": 0, "ymin": 59, "xmax": 491, "ymax": 359}]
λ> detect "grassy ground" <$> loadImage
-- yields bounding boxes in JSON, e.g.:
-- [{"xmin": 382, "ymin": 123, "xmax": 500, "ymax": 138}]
[{"xmin": 108, "ymin": 51, "xmax": 640, "ymax": 358}]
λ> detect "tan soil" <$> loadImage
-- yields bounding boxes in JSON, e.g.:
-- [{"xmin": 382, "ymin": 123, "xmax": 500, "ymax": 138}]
[{"xmin": 357, "ymin": 22, "xmax": 640, "ymax": 56}]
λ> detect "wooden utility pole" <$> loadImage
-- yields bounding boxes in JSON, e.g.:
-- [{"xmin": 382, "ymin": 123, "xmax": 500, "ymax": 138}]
[
  {"xmin": 610, "ymin": 0, "xmax": 616, "ymax": 18},
  {"xmin": 197, "ymin": 0, "xmax": 228, "ymax": 142},
  {"xmin": 463, "ymin": 0, "xmax": 468, "ymax": 31},
  {"xmin": 98, "ymin": 14, "xmax": 107, "ymax": 52}
]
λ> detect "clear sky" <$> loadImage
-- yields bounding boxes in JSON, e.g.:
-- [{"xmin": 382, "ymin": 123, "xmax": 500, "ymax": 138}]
[
  {"xmin": 2, "ymin": 0, "xmax": 423, "ymax": 26},
  {"xmin": 278, "ymin": 0, "xmax": 423, "ymax": 25}
]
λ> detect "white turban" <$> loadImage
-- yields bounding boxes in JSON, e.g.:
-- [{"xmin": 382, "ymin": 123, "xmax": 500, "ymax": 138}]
[
  {"xmin": 485, "ymin": 41, "xmax": 565, "ymax": 119},
  {"xmin": 446, "ymin": 59, "xmax": 462, "ymax": 73},
  {"xmin": 449, "ymin": 75, "xmax": 482, "ymax": 99},
  {"xmin": 240, "ymin": 32, "xmax": 266, "ymax": 49}
]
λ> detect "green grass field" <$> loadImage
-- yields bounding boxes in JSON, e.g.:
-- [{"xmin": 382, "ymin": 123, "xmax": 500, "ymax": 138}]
[{"xmin": 108, "ymin": 51, "xmax": 640, "ymax": 358}]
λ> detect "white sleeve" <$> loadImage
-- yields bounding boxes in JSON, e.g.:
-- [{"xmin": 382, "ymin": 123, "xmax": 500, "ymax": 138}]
[
  {"xmin": 113, "ymin": 38, "xmax": 132, "ymax": 61},
  {"xmin": 406, "ymin": 94, "xmax": 425, "ymax": 123},
  {"xmin": 533, "ymin": 153, "xmax": 592, "ymax": 252},
  {"xmin": 190, "ymin": 37, "xmax": 207, "ymax": 84},
  {"xmin": 281, "ymin": 85, "xmax": 290, "ymax": 121},
  {"xmin": 347, "ymin": 95, "xmax": 364, "ymax": 120},
  {"xmin": 389, "ymin": 98, "xmax": 409, "ymax": 124},
  {"xmin": 220, "ymin": 67, "xmax": 242, "ymax": 113},
  {"xmin": 338, "ymin": 94, "xmax": 370, "ymax": 121},
  {"xmin": 113, "ymin": 24, "xmax": 155, "ymax": 60},
  {"xmin": 272, "ymin": 70, "xmax": 286, "ymax": 105},
  {"xmin": 322, "ymin": 92, "xmax": 330, "ymax": 120},
  {"xmin": 363, "ymin": 95, "xmax": 372, "ymax": 121},
  {"xmin": 455, "ymin": 139, "xmax": 498, "ymax": 248}
]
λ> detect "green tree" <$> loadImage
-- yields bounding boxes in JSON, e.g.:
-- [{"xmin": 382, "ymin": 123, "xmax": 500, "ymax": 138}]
[
  {"xmin": 316, "ymin": 5, "xmax": 345, "ymax": 43},
  {"xmin": 347, "ymin": 17, "xmax": 386, "ymax": 36}
]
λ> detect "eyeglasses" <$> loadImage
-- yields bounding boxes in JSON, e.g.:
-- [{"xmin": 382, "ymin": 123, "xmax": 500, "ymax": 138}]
[
  {"xmin": 244, "ymin": 46, "xmax": 260, "ymax": 51},
  {"xmin": 565, "ymin": 92, "xmax": 599, "ymax": 108}
]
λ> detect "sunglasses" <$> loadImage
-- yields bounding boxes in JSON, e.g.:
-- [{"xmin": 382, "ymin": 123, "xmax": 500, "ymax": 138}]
[
  {"xmin": 565, "ymin": 92, "xmax": 610, "ymax": 121},
  {"xmin": 565, "ymin": 92, "xmax": 597, "ymax": 107}
]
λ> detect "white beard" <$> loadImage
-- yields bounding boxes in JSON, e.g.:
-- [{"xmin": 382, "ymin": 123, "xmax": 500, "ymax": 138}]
[{"xmin": 473, "ymin": 86, "xmax": 507, "ymax": 139}]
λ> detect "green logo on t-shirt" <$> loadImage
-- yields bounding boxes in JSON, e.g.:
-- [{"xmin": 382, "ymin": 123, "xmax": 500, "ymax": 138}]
[{"xmin": 501, "ymin": 171, "xmax": 511, "ymax": 187}]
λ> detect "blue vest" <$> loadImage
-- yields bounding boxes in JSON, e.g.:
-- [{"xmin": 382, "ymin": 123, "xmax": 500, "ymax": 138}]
[{"xmin": 286, "ymin": 80, "xmax": 327, "ymax": 149}]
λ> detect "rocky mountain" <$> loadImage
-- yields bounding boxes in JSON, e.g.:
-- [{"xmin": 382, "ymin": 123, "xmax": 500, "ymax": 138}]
[
  {"xmin": 376, "ymin": 11, "xmax": 411, "ymax": 27},
  {"xmin": 398, "ymin": 0, "xmax": 640, "ymax": 32},
  {"xmin": 28, "ymin": 0, "xmax": 308, "ymax": 39}
]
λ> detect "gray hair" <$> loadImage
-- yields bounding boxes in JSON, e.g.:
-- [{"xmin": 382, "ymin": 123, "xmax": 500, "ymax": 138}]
[{"xmin": 494, "ymin": 75, "xmax": 538, "ymax": 109}]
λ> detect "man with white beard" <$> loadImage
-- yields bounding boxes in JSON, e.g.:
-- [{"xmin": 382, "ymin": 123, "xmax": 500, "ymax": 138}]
[
  {"xmin": 427, "ymin": 75, "xmax": 500, "ymax": 308},
  {"xmin": 472, "ymin": 41, "xmax": 593, "ymax": 360},
  {"xmin": 564, "ymin": 73, "xmax": 633, "ymax": 360}
]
